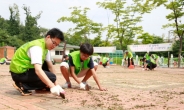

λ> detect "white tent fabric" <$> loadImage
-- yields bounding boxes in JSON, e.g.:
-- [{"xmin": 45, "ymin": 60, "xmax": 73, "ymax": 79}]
[{"xmin": 93, "ymin": 47, "xmax": 116, "ymax": 53}]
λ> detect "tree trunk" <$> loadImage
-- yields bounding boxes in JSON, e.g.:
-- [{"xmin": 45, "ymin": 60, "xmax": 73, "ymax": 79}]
[{"xmin": 178, "ymin": 36, "xmax": 183, "ymax": 68}]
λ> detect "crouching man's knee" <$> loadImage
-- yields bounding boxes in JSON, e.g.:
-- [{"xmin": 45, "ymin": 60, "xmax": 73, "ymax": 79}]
[{"xmin": 60, "ymin": 62, "xmax": 69, "ymax": 69}]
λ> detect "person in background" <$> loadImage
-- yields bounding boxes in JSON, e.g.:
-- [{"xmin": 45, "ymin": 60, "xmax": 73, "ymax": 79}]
[
  {"xmin": 62, "ymin": 55, "xmax": 69, "ymax": 62},
  {"xmin": 92, "ymin": 55, "xmax": 100, "ymax": 70},
  {"xmin": 143, "ymin": 51, "xmax": 150, "ymax": 67},
  {"xmin": 142, "ymin": 55, "xmax": 157, "ymax": 71},
  {"xmin": 144, "ymin": 51, "xmax": 150, "ymax": 62},
  {"xmin": 9, "ymin": 28, "xmax": 65, "ymax": 98},
  {"xmin": 0, "ymin": 57, "xmax": 7, "ymax": 65},
  {"xmin": 102, "ymin": 54, "xmax": 110, "ymax": 68},
  {"xmin": 60, "ymin": 43, "xmax": 107, "ymax": 91},
  {"xmin": 123, "ymin": 50, "xmax": 134, "ymax": 67},
  {"xmin": 139, "ymin": 58, "xmax": 144, "ymax": 67},
  {"xmin": 151, "ymin": 53, "xmax": 159, "ymax": 67}
]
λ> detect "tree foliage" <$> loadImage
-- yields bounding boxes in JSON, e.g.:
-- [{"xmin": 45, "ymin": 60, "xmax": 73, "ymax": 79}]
[
  {"xmin": 21, "ymin": 5, "xmax": 43, "ymax": 42},
  {"xmin": 7, "ymin": 3, "xmax": 20, "ymax": 36},
  {"xmin": 96, "ymin": 0, "xmax": 155, "ymax": 50},
  {"xmin": 137, "ymin": 32, "xmax": 153, "ymax": 44},
  {"xmin": 57, "ymin": 6, "xmax": 103, "ymax": 45},
  {"xmin": 151, "ymin": 0, "xmax": 184, "ymax": 67},
  {"xmin": 0, "ymin": 4, "xmax": 46, "ymax": 49}
]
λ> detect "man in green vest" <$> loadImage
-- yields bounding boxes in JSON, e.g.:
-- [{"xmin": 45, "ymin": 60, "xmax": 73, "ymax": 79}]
[
  {"xmin": 0, "ymin": 57, "xmax": 7, "ymax": 65},
  {"xmin": 123, "ymin": 50, "xmax": 134, "ymax": 67},
  {"xmin": 102, "ymin": 54, "xmax": 110, "ymax": 68},
  {"xmin": 151, "ymin": 53, "xmax": 159, "ymax": 67},
  {"xmin": 60, "ymin": 43, "xmax": 107, "ymax": 91},
  {"xmin": 10, "ymin": 28, "xmax": 65, "ymax": 98},
  {"xmin": 144, "ymin": 51, "xmax": 150, "ymax": 62},
  {"xmin": 142, "ymin": 56, "xmax": 157, "ymax": 71}
]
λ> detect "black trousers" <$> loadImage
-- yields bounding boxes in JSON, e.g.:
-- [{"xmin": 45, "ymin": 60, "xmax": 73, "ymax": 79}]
[
  {"xmin": 10, "ymin": 61, "xmax": 56, "ymax": 90},
  {"xmin": 102, "ymin": 61, "xmax": 108, "ymax": 67},
  {"xmin": 147, "ymin": 62, "xmax": 157, "ymax": 70},
  {"xmin": 128, "ymin": 58, "xmax": 134, "ymax": 67}
]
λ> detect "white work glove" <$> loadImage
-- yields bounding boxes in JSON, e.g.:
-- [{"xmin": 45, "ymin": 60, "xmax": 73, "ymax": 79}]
[
  {"xmin": 80, "ymin": 82, "xmax": 86, "ymax": 90},
  {"xmin": 50, "ymin": 85, "xmax": 65, "ymax": 96},
  {"xmin": 80, "ymin": 82, "xmax": 90, "ymax": 90}
]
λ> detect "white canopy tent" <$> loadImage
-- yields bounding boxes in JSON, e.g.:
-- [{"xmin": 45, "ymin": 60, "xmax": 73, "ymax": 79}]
[
  {"xmin": 127, "ymin": 43, "xmax": 173, "ymax": 67},
  {"xmin": 93, "ymin": 46, "xmax": 116, "ymax": 53},
  {"xmin": 127, "ymin": 43, "xmax": 173, "ymax": 52}
]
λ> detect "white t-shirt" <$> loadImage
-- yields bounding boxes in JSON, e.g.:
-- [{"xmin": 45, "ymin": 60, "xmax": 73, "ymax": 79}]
[{"xmin": 27, "ymin": 46, "xmax": 51, "ymax": 65}]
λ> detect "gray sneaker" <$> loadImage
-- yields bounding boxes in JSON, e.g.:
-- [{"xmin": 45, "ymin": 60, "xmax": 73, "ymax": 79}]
[{"xmin": 62, "ymin": 82, "xmax": 72, "ymax": 89}]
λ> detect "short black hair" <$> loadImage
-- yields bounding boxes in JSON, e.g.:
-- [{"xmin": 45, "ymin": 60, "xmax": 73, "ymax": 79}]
[
  {"xmin": 80, "ymin": 43, "xmax": 93, "ymax": 55},
  {"xmin": 45, "ymin": 28, "xmax": 64, "ymax": 41},
  {"xmin": 142, "ymin": 58, "xmax": 146, "ymax": 61},
  {"xmin": 63, "ymin": 55, "xmax": 68, "ymax": 58}
]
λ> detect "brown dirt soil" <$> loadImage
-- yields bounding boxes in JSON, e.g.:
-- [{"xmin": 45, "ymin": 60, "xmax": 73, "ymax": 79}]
[{"xmin": 1, "ymin": 64, "xmax": 184, "ymax": 110}]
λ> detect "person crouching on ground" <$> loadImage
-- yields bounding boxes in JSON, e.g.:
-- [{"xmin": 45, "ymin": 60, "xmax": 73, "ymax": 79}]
[
  {"xmin": 9, "ymin": 28, "xmax": 65, "ymax": 98},
  {"xmin": 123, "ymin": 50, "xmax": 134, "ymax": 67},
  {"xmin": 60, "ymin": 43, "xmax": 107, "ymax": 91},
  {"xmin": 102, "ymin": 54, "xmax": 110, "ymax": 68},
  {"xmin": 142, "ymin": 57, "xmax": 157, "ymax": 71},
  {"xmin": 151, "ymin": 53, "xmax": 159, "ymax": 67},
  {"xmin": 62, "ymin": 55, "xmax": 69, "ymax": 62}
]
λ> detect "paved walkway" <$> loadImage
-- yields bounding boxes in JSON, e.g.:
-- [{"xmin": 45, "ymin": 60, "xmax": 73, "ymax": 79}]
[{"xmin": 0, "ymin": 64, "xmax": 184, "ymax": 110}]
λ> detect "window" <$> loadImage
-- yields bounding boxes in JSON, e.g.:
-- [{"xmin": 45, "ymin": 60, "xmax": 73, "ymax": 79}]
[{"xmin": 55, "ymin": 51, "xmax": 63, "ymax": 55}]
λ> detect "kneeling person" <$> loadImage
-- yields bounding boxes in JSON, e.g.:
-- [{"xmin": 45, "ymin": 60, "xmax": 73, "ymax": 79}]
[
  {"xmin": 9, "ymin": 28, "xmax": 65, "ymax": 98},
  {"xmin": 142, "ymin": 57, "xmax": 157, "ymax": 70},
  {"xmin": 60, "ymin": 43, "xmax": 107, "ymax": 91}
]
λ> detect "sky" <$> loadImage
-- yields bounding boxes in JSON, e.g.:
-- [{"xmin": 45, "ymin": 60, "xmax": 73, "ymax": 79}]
[{"xmin": 0, "ymin": 0, "xmax": 174, "ymax": 40}]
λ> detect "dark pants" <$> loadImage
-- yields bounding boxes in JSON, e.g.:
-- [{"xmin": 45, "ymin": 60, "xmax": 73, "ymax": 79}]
[
  {"xmin": 10, "ymin": 61, "xmax": 56, "ymax": 90},
  {"xmin": 147, "ymin": 62, "xmax": 157, "ymax": 70},
  {"xmin": 128, "ymin": 58, "xmax": 134, "ymax": 67},
  {"xmin": 102, "ymin": 61, "xmax": 108, "ymax": 68}
]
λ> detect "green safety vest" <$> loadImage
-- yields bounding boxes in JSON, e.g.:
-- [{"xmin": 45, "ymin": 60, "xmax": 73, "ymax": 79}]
[
  {"xmin": 10, "ymin": 38, "xmax": 48, "ymax": 74},
  {"xmin": 145, "ymin": 53, "xmax": 150, "ymax": 60},
  {"xmin": 124, "ymin": 52, "xmax": 133, "ymax": 59},
  {"xmin": 102, "ymin": 57, "xmax": 109, "ymax": 64},
  {"xmin": 150, "ymin": 57, "xmax": 156, "ymax": 64},
  {"xmin": 152, "ymin": 54, "xmax": 158, "ymax": 59},
  {"xmin": 69, "ymin": 51, "xmax": 90, "ymax": 75},
  {"xmin": 0, "ymin": 58, "xmax": 6, "ymax": 63}
]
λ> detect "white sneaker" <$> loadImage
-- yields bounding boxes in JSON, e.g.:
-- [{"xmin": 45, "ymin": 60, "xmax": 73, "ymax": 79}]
[
  {"xmin": 106, "ymin": 66, "xmax": 110, "ymax": 68},
  {"xmin": 62, "ymin": 82, "xmax": 72, "ymax": 89}
]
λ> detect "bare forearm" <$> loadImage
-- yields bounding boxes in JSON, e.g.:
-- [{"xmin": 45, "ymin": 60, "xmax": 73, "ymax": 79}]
[
  {"xmin": 71, "ymin": 72, "xmax": 80, "ymax": 84},
  {"xmin": 92, "ymin": 70, "xmax": 102, "ymax": 89}
]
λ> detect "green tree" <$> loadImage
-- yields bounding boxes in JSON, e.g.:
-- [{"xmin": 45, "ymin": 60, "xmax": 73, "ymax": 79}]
[
  {"xmin": 172, "ymin": 39, "xmax": 184, "ymax": 57},
  {"xmin": 7, "ymin": 35, "xmax": 24, "ymax": 48},
  {"xmin": 64, "ymin": 29, "xmax": 83, "ymax": 46},
  {"xmin": 57, "ymin": 6, "xmax": 103, "ymax": 44},
  {"xmin": 90, "ymin": 36, "xmax": 103, "ymax": 47},
  {"xmin": 112, "ymin": 40, "xmax": 121, "ymax": 50},
  {"xmin": 152, "ymin": 35, "xmax": 164, "ymax": 44},
  {"xmin": 164, "ymin": 1, "xmax": 184, "ymax": 67},
  {"xmin": 39, "ymin": 27, "xmax": 49, "ymax": 37},
  {"xmin": 21, "ymin": 5, "xmax": 42, "ymax": 42},
  {"xmin": 8, "ymin": 3, "xmax": 20, "ymax": 36},
  {"xmin": 150, "ymin": 0, "xmax": 184, "ymax": 67},
  {"xmin": 0, "ymin": 30, "xmax": 9, "ymax": 46},
  {"xmin": 0, "ymin": 16, "xmax": 9, "ymax": 31},
  {"xmin": 137, "ymin": 32, "xmax": 153, "ymax": 44},
  {"xmin": 96, "ymin": 0, "xmax": 153, "ymax": 50}
]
